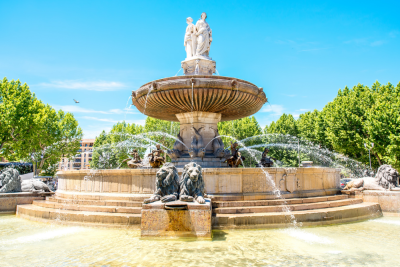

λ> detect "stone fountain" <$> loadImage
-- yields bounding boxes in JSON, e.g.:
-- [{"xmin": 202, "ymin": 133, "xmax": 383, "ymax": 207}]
[
  {"xmin": 15, "ymin": 13, "xmax": 383, "ymax": 235},
  {"xmin": 131, "ymin": 12, "xmax": 267, "ymax": 168}
]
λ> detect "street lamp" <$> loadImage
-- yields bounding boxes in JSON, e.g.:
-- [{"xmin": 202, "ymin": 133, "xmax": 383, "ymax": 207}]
[{"xmin": 364, "ymin": 142, "xmax": 374, "ymax": 169}]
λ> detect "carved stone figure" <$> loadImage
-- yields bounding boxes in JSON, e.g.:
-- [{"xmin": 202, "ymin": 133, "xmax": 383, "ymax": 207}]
[
  {"xmin": 121, "ymin": 149, "xmax": 143, "ymax": 169},
  {"xmin": 211, "ymin": 127, "xmax": 225, "ymax": 157},
  {"xmin": 167, "ymin": 133, "xmax": 183, "ymax": 159},
  {"xmin": 184, "ymin": 17, "xmax": 196, "ymax": 59},
  {"xmin": 188, "ymin": 126, "xmax": 205, "ymax": 158},
  {"xmin": 224, "ymin": 142, "xmax": 245, "ymax": 168},
  {"xmin": 21, "ymin": 179, "xmax": 52, "ymax": 193},
  {"xmin": 256, "ymin": 148, "xmax": 276, "ymax": 167},
  {"xmin": 179, "ymin": 162, "xmax": 206, "ymax": 204},
  {"xmin": 0, "ymin": 168, "xmax": 52, "ymax": 193},
  {"xmin": 343, "ymin": 164, "xmax": 400, "ymax": 191},
  {"xmin": 148, "ymin": 144, "xmax": 165, "ymax": 168},
  {"xmin": 144, "ymin": 163, "xmax": 179, "ymax": 204},
  {"xmin": 195, "ymin": 12, "xmax": 212, "ymax": 59},
  {"xmin": 0, "ymin": 168, "xmax": 21, "ymax": 193}
]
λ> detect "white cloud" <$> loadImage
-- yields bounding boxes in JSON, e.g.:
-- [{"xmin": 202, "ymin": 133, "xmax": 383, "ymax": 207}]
[
  {"xmin": 297, "ymin": 108, "xmax": 309, "ymax": 112},
  {"xmin": 293, "ymin": 113, "xmax": 300, "ymax": 119},
  {"xmin": 261, "ymin": 104, "xmax": 285, "ymax": 116},
  {"xmin": 40, "ymin": 80, "xmax": 126, "ymax": 91},
  {"xmin": 53, "ymin": 105, "xmax": 136, "ymax": 115},
  {"xmin": 81, "ymin": 116, "xmax": 119, "ymax": 123},
  {"xmin": 370, "ymin": 40, "xmax": 385, "ymax": 47},
  {"xmin": 82, "ymin": 127, "xmax": 112, "ymax": 139},
  {"xmin": 81, "ymin": 116, "xmax": 146, "ymax": 125}
]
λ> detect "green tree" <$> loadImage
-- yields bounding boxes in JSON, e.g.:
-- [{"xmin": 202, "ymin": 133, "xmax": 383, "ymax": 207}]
[
  {"xmin": 0, "ymin": 78, "xmax": 41, "ymax": 154},
  {"xmin": 0, "ymin": 78, "xmax": 82, "ymax": 176},
  {"xmin": 323, "ymin": 83, "xmax": 375, "ymax": 167},
  {"xmin": 218, "ymin": 116, "xmax": 262, "ymax": 146},
  {"xmin": 297, "ymin": 110, "xmax": 330, "ymax": 148},
  {"xmin": 264, "ymin": 113, "xmax": 298, "ymax": 136}
]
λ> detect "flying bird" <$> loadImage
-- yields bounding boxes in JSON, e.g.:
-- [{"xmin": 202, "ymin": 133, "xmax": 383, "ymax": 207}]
[{"xmin": 73, "ymin": 99, "xmax": 79, "ymax": 103}]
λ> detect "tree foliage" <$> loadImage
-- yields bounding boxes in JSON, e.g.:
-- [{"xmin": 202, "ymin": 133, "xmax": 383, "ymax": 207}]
[
  {"xmin": 265, "ymin": 81, "xmax": 400, "ymax": 171},
  {"xmin": 0, "ymin": 78, "xmax": 83, "ymax": 176}
]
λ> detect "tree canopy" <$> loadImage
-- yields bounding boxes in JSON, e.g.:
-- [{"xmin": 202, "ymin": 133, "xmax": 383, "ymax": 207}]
[
  {"xmin": 0, "ymin": 78, "xmax": 83, "ymax": 175},
  {"xmin": 265, "ymin": 81, "xmax": 400, "ymax": 171}
]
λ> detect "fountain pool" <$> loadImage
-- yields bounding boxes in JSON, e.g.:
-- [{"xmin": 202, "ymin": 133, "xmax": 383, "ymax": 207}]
[{"xmin": 1, "ymin": 213, "xmax": 399, "ymax": 266}]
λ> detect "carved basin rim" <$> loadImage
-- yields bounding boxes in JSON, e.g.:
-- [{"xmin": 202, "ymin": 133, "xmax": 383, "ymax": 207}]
[{"xmin": 132, "ymin": 75, "xmax": 268, "ymax": 122}]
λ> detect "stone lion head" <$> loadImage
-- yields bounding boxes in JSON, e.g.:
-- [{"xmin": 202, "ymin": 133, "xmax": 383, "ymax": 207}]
[
  {"xmin": 156, "ymin": 163, "xmax": 179, "ymax": 188},
  {"xmin": 376, "ymin": 164, "xmax": 399, "ymax": 189},
  {"xmin": 180, "ymin": 162, "xmax": 205, "ymax": 200}
]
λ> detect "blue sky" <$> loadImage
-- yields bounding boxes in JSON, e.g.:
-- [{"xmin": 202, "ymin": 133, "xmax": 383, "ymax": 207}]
[{"xmin": 1, "ymin": 0, "xmax": 399, "ymax": 138}]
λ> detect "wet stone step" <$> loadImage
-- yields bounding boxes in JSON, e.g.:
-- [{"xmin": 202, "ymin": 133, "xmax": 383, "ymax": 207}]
[
  {"xmin": 32, "ymin": 201, "xmax": 142, "ymax": 214},
  {"xmin": 17, "ymin": 204, "xmax": 141, "ymax": 226},
  {"xmin": 212, "ymin": 203, "xmax": 382, "ymax": 229},
  {"xmin": 212, "ymin": 195, "xmax": 348, "ymax": 208},
  {"xmin": 212, "ymin": 198, "xmax": 362, "ymax": 214},
  {"xmin": 46, "ymin": 197, "xmax": 143, "ymax": 207}
]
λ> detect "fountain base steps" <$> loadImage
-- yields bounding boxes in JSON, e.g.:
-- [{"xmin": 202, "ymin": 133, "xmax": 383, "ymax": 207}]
[
  {"xmin": 212, "ymin": 202, "xmax": 382, "ymax": 229},
  {"xmin": 16, "ymin": 191, "xmax": 382, "ymax": 228},
  {"xmin": 17, "ymin": 205, "xmax": 141, "ymax": 228}
]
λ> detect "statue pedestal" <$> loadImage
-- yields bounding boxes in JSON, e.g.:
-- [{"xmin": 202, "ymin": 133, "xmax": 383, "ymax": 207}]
[
  {"xmin": 169, "ymin": 111, "xmax": 228, "ymax": 168},
  {"xmin": 181, "ymin": 57, "xmax": 216, "ymax": 76},
  {"xmin": 141, "ymin": 199, "xmax": 212, "ymax": 239},
  {"xmin": 176, "ymin": 111, "xmax": 221, "ymax": 155}
]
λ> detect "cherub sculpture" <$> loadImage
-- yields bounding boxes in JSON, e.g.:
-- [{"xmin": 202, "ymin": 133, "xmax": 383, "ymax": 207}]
[
  {"xmin": 148, "ymin": 144, "xmax": 165, "ymax": 168},
  {"xmin": 121, "ymin": 149, "xmax": 142, "ymax": 169},
  {"xmin": 256, "ymin": 148, "xmax": 276, "ymax": 167},
  {"xmin": 224, "ymin": 142, "xmax": 245, "ymax": 168}
]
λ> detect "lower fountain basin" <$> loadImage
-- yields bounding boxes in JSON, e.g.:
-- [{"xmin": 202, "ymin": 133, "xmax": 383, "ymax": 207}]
[{"xmin": 56, "ymin": 167, "xmax": 341, "ymax": 199}]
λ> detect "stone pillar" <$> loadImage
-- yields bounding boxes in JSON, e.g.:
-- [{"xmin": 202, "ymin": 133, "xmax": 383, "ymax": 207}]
[{"xmin": 176, "ymin": 111, "xmax": 221, "ymax": 154}]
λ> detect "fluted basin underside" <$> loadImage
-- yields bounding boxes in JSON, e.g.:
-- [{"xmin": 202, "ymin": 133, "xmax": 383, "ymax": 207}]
[{"xmin": 132, "ymin": 76, "xmax": 267, "ymax": 121}]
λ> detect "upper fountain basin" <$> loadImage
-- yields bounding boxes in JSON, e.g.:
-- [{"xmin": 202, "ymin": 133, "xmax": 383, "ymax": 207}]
[{"xmin": 132, "ymin": 76, "xmax": 268, "ymax": 122}]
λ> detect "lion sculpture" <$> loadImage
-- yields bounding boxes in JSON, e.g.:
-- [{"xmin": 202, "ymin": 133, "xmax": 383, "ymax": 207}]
[
  {"xmin": 0, "ymin": 168, "xmax": 52, "ymax": 193},
  {"xmin": 144, "ymin": 163, "xmax": 179, "ymax": 204},
  {"xmin": 344, "ymin": 164, "xmax": 400, "ymax": 191},
  {"xmin": 0, "ymin": 168, "xmax": 22, "ymax": 193},
  {"xmin": 179, "ymin": 162, "xmax": 206, "ymax": 204},
  {"xmin": 21, "ymin": 179, "xmax": 52, "ymax": 193}
]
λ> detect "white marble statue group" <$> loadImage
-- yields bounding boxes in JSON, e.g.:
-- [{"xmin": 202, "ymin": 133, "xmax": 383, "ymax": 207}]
[{"xmin": 184, "ymin": 12, "xmax": 212, "ymax": 60}]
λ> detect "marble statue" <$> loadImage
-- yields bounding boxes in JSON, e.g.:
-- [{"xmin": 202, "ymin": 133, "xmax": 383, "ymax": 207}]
[
  {"xmin": 183, "ymin": 12, "xmax": 212, "ymax": 59},
  {"xmin": 256, "ymin": 148, "xmax": 276, "ymax": 167},
  {"xmin": 224, "ymin": 142, "xmax": 245, "ymax": 168},
  {"xmin": 344, "ymin": 164, "xmax": 400, "ymax": 191},
  {"xmin": 144, "ymin": 163, "xmax": 179, "ymax": 204},
  {"xmin": 184, "ymin": 17, "xmax": 196, "ymax": 59},
  {"xmin": 121, "ymin": 149, "xmax": 143, "ymax": 169},
  {"xmin": 179, "ymin": 162, "xmax": 206, "ymax": 204},
  {"xmin": 195, "ymin": 12, "xmax": 212, "ymax": 58},
  {"xmin": 148, "ymin": 144, "xmax": 165, "ymax": 168},
  {"xmin": 0, "ymin": 168, "xmax": 52, "ymax": 193}
]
